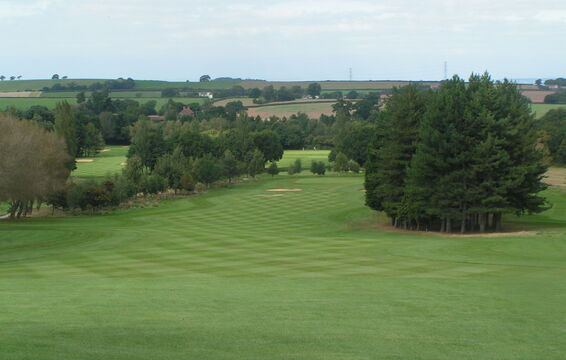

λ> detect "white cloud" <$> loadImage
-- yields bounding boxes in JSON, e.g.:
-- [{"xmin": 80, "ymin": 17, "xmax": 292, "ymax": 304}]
[{"xmin": 0, "ymin": 0, "xmax": 56, "ymax": 18}]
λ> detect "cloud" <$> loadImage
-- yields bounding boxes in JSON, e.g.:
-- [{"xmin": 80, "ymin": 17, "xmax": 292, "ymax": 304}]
[{"xmin": 0, "ymin": 0, "xmax": 57, "ymax": 17}]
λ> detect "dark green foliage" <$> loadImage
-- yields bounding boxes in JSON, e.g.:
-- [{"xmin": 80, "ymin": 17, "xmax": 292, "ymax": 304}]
[
  {"xmin": 307, "ymin": 83, "xmax": 322, "ymax": 97},
  {"xmin": 253, "ymin": 130, "xmax": 284, "ymax": 162},
  {"xmin": 193, "ymin": 154, "xmax": 224, "ymax": 186},
  {"xmin": 537, "ymin": 108, "xmax": 566, "ymax": 163},
  {"xmin": 222, "ymin": 150, "xmax": 239, "ymax": 182},
  {"xmin": 140, "ymin": 174, "xmax": 167, "ymax": 194},
  {"xmin": 333, "ymin": 152, "xmax": 349, "ymax": 172},
  {"xmin": 348, "ymin": 160, "xmax": 360, "ymax": 173},
  {"xmin": 292, "ymin": 158, "xmax": 302, "ymax": 174},
  {"xmin": 248, "ymin": 149, "xmax": 265, "ymax": 178},
  {"xmin": 179, "ymin": 173, "xmax": 195, "ymax": 192},
  {"xmin": 365, "ymin": 74, "xmax": 549, "ymax": 233},
  {"xmin": 310, "ymin": 161, "xmax": 326, "ymax": 175},
  {"xmin": 267, "ymin": 162, "xmax": 279, "ymax": 177}
]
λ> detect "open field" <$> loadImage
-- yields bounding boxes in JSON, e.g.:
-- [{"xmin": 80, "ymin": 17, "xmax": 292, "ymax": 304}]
[
  {"xmin": 1, "ymin": 167, "xmax": 566, "ymax": 359},
  {"xmin": 247, "ymin": 102, "xmax": 335, "ymax": 118},
  {"xmin": 531, "ymin": 103, "xmax": 566, "ymax": 118},
  {"xmin": 0, "ymin": 97, "xmax": 205, "ymax": 110},
  {"xmin": 277, "ymin": 149, "xmax": 330, "ymax": 169},
  {"xmin": 72, "ymin": 146, "xmax": 129, "ymax": 180},
  {"xmin": 0, "ymin": 97, "xmax": 77, "ymax": 110}
]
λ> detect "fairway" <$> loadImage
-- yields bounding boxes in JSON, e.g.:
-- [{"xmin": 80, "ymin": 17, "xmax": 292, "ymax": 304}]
[
  {"xmin": 1, "ymin": 170, "xmax": 566, "ymax": 359},
  {"xmin": 72, "ymin": 146, "xmax": 129, "ymax": 180},
  {"xmin": 277, "ymin": 149, "xmax": 330, "ymax": 169}
]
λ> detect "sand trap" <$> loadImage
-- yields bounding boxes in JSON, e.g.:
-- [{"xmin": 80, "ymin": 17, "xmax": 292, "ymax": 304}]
[
  {"xmin": 99, "ymin": 149, "xmax": 111, "ymax": 152},
  {"xmin": 120, "ymin": 162, "xmax": 127, "ymax": 166},
  {"xmin": 76, "ymin": 159, "xmax": 93, "ymax": 163},
  {"xmin": 268, "ymin": 188, "xmax": 303, "ymax": 192}
]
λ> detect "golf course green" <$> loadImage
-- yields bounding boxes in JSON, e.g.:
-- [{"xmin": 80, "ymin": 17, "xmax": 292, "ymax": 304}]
[{"xmin": 1, "ymin": 161, "xmax": 566, "ymax": 359}]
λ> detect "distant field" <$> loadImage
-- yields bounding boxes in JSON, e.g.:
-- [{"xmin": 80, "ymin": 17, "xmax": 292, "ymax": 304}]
[
  {"xmin": 72, "ymin": 146, "xmax": 129, "ymax": 180},
  {"xmin": 247, "ymin": 102, "xmax": 335, "ymax": 119},
  {"xmin": 41, "ymin": 91, "xmax": 162, "ymax": 98},
  {"xmin": 0, "ymin": 97, "xmax": 77, "ymax": 110},
  {"xmin": 0, "ymin": 79, "xmax": 442, "ymax": 92},
  {"xmin": 277, "ymin": 150, "xmax": 330, "ymax": 169},
  {"xmin": 239, "ymin": 80, "xmax": 440, "ymax": 90},
  {"xmin": 0, "ymin": 97, "xmax": 205, "ymax": 110},
  {"xmin": 531, "ymin": 104, "xmax": 566, "ymax": 118}
]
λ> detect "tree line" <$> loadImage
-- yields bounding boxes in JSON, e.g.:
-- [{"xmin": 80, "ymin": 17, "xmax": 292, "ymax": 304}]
[{"xmin": 365, "ymin": 73, "xmax": 549, "ymax": 233}]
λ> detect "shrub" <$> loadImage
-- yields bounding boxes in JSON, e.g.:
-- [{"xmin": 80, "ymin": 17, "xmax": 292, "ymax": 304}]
[
  {"xmin": 348, "ymin": 160, "xmax": 360, "ymax": 173},
  {"xmin": 141, "ymin": 174, "xmax": 167, "ymax": 195},
  {"xmin": 310, "ymin": 161, "xmax": 326, "ymax": 175}
]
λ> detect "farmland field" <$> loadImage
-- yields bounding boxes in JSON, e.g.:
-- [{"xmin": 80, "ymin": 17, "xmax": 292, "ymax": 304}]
[
  {"xmin": 0, "ymin": 97, "xmax": 77, "ymax": 110},
  {"xmin": 531, "ymin": 103, "xmax": 566, "ymax": 118},
  {"xmin": 247, "ymin": 102, "xmax": 335, "ymax": 119},
  {"xmin": 0, "ymin": 97, "xmax": 205, "ymax": 110},
  {"xmin": 1, "ymin": 158, "xmax": 566, "ymax": 359}
]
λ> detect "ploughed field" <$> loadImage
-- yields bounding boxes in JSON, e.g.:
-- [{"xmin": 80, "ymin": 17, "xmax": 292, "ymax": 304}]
[{"xmin": 1, "ymin": 158, "xmax": 566, "ymax": 359}]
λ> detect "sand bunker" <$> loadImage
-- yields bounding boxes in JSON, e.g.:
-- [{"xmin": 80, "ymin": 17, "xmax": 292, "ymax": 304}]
[
  {"xmin": 267, "ymin": 188, "xmax": 303, "ymax": 192},
  {"xmin": 76, "ymin": 159, "xmax": 93, "ymax": 163},
  {"xmin": 99, "ymin": 149, "xmax": 111, "ymax": 152},
  {"xmin": 120, "ymin": 162, "xmax": 127, "ymax": 166}
]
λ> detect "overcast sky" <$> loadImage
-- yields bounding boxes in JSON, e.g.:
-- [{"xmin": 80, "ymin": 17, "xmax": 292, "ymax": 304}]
[{"xmin": 1, "ymin": 0, "xmax": 565, "ymax": 82}]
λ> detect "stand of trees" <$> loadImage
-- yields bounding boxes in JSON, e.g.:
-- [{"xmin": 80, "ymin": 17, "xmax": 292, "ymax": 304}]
[
  {"xmin": 0, "ymin": 113, "xmax": 71, "ymax": 218},
  {"xmin": 365, "ymin": 74, "xmax": 549, "ymax": 233},
  {"xmin": 537, "ymin": 108, "xmax": 566, "ymax": 163}
]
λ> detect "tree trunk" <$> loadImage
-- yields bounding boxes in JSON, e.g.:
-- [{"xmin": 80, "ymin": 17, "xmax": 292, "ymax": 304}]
[
  {"xmin": 440, "ymin": 218, "xmax": 445, "ymax": 233},
  {"xmin": 494, "ymin": 213, "xmax": 502, "ymax": 232},
  {"xmin": 460, "ymin": 217, "xmax": 466, "ymax": 234},
  {"xmin": 446, "ymin": 218, "xmax": 452, "ymax": 233},
  {"xmin": 479, "ymin": 213, "xmax": 486, "ymax": 233}
]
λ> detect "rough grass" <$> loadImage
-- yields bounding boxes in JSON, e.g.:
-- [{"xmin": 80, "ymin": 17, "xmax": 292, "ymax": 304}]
[{"xmin": 1, "ymin": 166, "xmax": 566, "ymax": 359}]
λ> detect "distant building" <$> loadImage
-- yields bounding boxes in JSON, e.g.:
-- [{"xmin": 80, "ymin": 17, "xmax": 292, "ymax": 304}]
[
  {"xmin": 178, "ymin": 106, "xmax": 194, "ymax": 118},
  {"xmin": 199, "ymin": 92, "xmax": 213, "ymax": 99}
]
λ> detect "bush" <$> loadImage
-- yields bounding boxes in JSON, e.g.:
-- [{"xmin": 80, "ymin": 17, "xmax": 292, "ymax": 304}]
[
  {"xmin": 267, "ymin": 162, "xmax": 279, "ymax": 177},
  {"xmin": 179, "ymin": 173, "xmax": 195, "ymax": 192},
  {"xmin": 292, "ymin": 158, "xmax": 302, "ymax": 174},
  {"xmin": 310, "ymin": 161, "xmax": 326, "ymax": 175},
  {"xmin": 348, "ymin": 160, "xmax": 360, "ymax": 173},
  {"xmin": 140, "ymin": 174, "xmax": 167, "ymax": 195}
]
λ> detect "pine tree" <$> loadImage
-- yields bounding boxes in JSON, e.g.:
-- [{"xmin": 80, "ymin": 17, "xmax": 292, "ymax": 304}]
[
  {"xmin": 54, "ymin": 101, "xmax": 77, "ymax": 168},
  {"xmin": 365, "ymin": 84, "xmax": 426, "ymax": 227}
]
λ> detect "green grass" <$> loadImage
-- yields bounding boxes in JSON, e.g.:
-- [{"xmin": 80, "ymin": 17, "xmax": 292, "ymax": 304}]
[
  {"xmin": 72, "ymin": 146, "xmax": 129, "ymax": 180},
  {"xmin": 1, "ymin": 166, "xmax": 566, "ymax": 359},
  {"xmin": 0, "ymin": 97, "xmax": 206, "ymax": 110},
  {"xmin": 277, "ymin": 149, "xmax": 330, "ymax": 169},
  {"xmin": 531, "ymin": 103, "xmax": 566, "ymax": 118},
  {"xmin": 0, "ymin": 97, "xmax": 77, "ymax": 110}
]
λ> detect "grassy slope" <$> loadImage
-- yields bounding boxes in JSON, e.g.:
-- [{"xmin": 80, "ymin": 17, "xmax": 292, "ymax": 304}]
[{"xmin": 1, "ymin": 163, "xmax": 566, "ymax": 359}]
